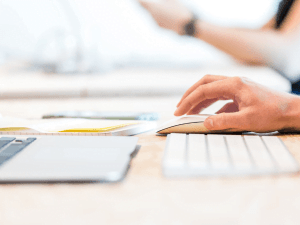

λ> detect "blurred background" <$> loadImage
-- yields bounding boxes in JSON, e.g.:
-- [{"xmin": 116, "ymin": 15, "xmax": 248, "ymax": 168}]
[{"xmin": 0, "ymin": 0, "xmax": 280, "ymax": 73}]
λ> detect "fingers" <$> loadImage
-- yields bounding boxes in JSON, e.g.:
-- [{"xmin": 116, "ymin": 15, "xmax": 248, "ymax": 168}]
[
  {"xmin": 216, "ymin": 102, "xmax": 239, "ymax": 114},
  {"xmin": 177, "ymin": 75, "xmax": 227, "ymax": 108},
  {"xmin": 175, "ymin": 77, "xmax": 241, "ymax": 116},
  {"xmin": 138, "ymin": 0, "xmax": 149, "ymax": 8},
  {"xmin": 138, "ymin": 0, "xmax": 154, "ymax": 9},
  {"xmin": 203, "ymin": 112, "xmax": 246, "ymax": 131},
  {"xmin": 186, "ymin": 98, "xmax": 218, "ymax": 115},
  {"xmin": 138, "ymin": 0, "xmax": 166, "ymax": 8}
]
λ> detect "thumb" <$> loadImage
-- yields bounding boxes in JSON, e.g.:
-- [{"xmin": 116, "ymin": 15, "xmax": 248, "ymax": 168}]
[{"xmin": 203, "ymin": 112, "xmax": 245, "ymax": 131}]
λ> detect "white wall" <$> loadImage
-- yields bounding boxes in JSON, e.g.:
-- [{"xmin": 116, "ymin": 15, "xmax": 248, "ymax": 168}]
[{"xmin": 0, "ymin": 0, "xmax": 279, "ymax": 70}]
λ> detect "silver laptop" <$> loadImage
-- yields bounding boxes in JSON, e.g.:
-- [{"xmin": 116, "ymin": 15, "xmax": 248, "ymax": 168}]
[{"xmin": 0, "ymin": 135, "xmax": 139, "ymax": 183}]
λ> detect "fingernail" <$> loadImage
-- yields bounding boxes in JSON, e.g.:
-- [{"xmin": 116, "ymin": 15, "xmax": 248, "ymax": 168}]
[{"xmin": 174, "ymin": 108, "xmax": 180, "ymax": 116}]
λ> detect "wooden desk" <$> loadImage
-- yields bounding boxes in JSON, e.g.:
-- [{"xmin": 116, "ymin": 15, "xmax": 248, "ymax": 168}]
[
  {"xmin": 1, "ymin": 97, "xmax": 300, "ymax": 225},
  {"xmin": 0, "ymin": 63, "xmax": 291, "ymax": 99}
]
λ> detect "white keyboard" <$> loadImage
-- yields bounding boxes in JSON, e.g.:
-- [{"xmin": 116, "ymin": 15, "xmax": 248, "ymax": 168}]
[{"xmin": 163, "ymin": 133, "xmax": 300, "ymax": 177}]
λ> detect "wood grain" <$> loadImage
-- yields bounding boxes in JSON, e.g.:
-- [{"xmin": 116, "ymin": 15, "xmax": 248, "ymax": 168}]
[{"xmin": 0, "ymin": 97, "xmax": 300, "ymax": 225}]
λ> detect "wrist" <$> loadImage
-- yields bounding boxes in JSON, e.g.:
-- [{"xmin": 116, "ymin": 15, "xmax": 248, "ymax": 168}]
[
  {"xmin": 178, "ymin": 13, "xmax": 195, "ymax": 35},
  {"xmin": 182, "ymin": 14, "xmax": 198, "ymax": 36},
  {"xmin": 279, "ymin": 96, "xmax": 300, "ymax": 132}
]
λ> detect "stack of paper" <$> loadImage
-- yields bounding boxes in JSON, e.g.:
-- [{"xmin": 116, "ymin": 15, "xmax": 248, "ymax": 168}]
[{"xmin": 0, "ymin": 117, "xmax": 157, "ymax": 136}]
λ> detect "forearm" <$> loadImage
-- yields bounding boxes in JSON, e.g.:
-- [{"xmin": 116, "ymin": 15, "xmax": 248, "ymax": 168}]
[{"xmin": 193, "ymin": 21, "xmax": 285, "ymax": 65}]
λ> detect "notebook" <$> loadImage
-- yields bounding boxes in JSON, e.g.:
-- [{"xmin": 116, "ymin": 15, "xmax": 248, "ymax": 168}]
[{"xmin": 0, "ymin": 117, "xmax": 157, "ymax": 136}]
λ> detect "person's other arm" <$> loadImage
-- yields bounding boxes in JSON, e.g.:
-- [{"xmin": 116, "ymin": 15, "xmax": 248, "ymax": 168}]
[
  {"xmin": 175, "ymin": 75, "xmax": 300, "ymax": 133},
  {"xmin": 139, "ymin": 0, "xmax": 300, "ymax": 65},
  {"xmin": 261, "ymin": 17, "xmax": 276, "ymax": 30}
]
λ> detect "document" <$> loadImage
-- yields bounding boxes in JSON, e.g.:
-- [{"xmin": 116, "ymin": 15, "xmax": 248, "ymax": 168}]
[{"xmin": 0, "ymin": 117, "xmax": 157, "ymax": 136}]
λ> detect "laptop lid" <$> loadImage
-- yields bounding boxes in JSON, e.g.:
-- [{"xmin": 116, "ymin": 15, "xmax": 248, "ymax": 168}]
[{"xmin": 0, "ymin": 135, "xmax": 138, "ymax": 183}]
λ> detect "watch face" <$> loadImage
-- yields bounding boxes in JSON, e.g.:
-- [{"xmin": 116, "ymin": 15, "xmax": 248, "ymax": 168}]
[{"xmin": 184, "ymin": 17, "xmax": 197, "ymax": 36}]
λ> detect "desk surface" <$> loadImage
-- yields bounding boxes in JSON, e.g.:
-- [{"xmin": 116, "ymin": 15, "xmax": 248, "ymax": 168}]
[
  {"xmin": 0, "ymin": 97, "xmax": 300, "ymax": 225},
  {"xmin": 0, "ymin": 63, "xmax": 291, "ymax": 99}
]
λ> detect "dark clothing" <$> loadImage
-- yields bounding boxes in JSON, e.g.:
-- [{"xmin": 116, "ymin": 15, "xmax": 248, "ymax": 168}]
[
  {"xmin": 292, "ymin": 82, "xmax": 300, "ymax": 94},
  {"xmin": 275, "ymin": 0, "xmax": 296, "ymax": 29},
  {"xmin": 275, "ymin": 0, "xmax": 300, "ymax": 94}
]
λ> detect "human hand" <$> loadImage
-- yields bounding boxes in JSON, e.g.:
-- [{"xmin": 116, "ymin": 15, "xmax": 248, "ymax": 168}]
[
  {"xmin": 175, "ymin": 75, "xmax": 300, "ymax": 133},
  {"xmin": 138, "ymin": 0, "xmax": 193, "ymax": 35}
]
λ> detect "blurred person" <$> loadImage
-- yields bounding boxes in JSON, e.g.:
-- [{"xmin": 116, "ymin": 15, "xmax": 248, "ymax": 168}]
[
  {"xmin": 175, "ymin": 74, "xmax": 300, "ymax": 133},
  {"xmin": 139, "ymin": 0, "xmax": 300, "ymax": 65},
  {"xmin": 139, "ymin": 0, "xmax": 300, "ymax": 92}
]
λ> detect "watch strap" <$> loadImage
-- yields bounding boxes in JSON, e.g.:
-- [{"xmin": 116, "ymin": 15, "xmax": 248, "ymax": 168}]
[{"xmin": 184, "ymin": 15, "xmax": 198, "ymax": 36}]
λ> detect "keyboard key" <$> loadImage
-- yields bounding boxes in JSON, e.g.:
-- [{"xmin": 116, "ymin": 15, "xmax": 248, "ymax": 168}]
[
  {"xmin": 26, "ymin": 138, "xmax": 37, "ymax": 143},
  {"xmin": 0, "ymin": 138, "xmax": 36, "ymax": 165},
  {"xmin": 187, "ymin": 134, "xmax": 207, "ymax": 169},
  {"xmin": 0, "ymin": 155, "xmax": 10, "ymax": 164},
  {"xmin": 164, "ymin": 133, "xmax": 186, "ymax": 168},
  {"xmin": 262, "ymin": 136, "xmax": 299, "ymax": 172},
  {"xmin": 0, "ymin": 137, "xmax": 16, "ymax": 141},
  {"xmin": 207, "ymin": 135, "xmax": 230, "ymax": 170},
  {"xmin": 225, "ymin": 135, "xmax": 253, "ymax": 171},
  {"xmin": 0, "ymin": 144, "xmax": 28, "ymax": 156},
  {"xmin": 243, "ymin": 136, "xmax": 275, "ymax": 171},
  {"xmin": 0, "ymin": 137, "xmax": 16, "ymax": 150}
]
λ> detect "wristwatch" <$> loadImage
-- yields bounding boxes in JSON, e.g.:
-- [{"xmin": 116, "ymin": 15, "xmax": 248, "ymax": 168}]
[{"xmin": 184, "ymin": 15, "xmax": 198, "ymax": 37}]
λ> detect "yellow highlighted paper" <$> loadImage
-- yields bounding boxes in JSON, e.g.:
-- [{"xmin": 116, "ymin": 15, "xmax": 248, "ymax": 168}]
[
  {"xmin": 0, "ymin": 127, "xmax": 29, "ymax": 132},
  {"xmin": 58, "ymin": 123, "xmax": 137, "ymax": 133},
  {"xmin": 0, "ymin": 117, "xmax": 156, "ymax": 136}
]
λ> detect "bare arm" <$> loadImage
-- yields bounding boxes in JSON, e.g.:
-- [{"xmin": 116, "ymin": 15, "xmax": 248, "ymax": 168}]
[
  {"xmin": 139, "ymin": 0, "xmax": 300, "ymax": 65},
  {"xmin": 193, "ymin": 21, "xmax": 279, "ymax": 65},
  {"xmin": 261, "ymin": 16, "xmax": 276, "ymax": 30}
]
